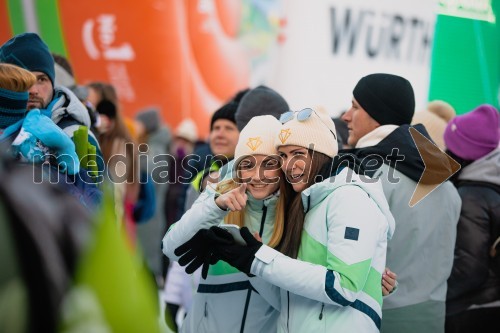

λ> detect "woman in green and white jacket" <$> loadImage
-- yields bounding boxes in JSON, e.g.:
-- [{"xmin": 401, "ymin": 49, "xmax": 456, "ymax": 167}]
[
  {"xmin": 210, "ymin": 108, "xmax": 396, "ymax": 332},
  {"xmin": 162, "ymin": 115, "xmax": 291, "ymax": 332}
]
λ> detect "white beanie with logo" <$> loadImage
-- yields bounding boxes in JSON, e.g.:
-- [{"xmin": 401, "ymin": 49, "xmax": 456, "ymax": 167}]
[
  {"xmin": 275, "ymin": 108, "xmax": 338, "ymax": 158},
  {"xmin": 234, "ymin": 115, "xmax": 281, "ymax": 163}
]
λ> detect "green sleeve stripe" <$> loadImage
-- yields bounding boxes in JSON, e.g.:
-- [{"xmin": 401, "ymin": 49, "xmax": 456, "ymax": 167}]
[
  {"xmin": 363, "ymin": 268, "xmax": 383, "ymax": 306},
  {"xmin": 328, "ymin": 255, "xmax": 372, "ymax": 293},
  {"xmin": 297, "ymin": 230, "xmax": 327, "ymax": 266},
  {"xmin": 298, "ymin": 230, "xmax": 374, "ymax": 294}
]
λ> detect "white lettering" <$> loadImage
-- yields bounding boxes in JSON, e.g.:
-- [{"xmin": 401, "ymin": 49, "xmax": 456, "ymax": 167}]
[{"xmin": 107, "ymin": 63, "xmax": 136, "ymax": 102}]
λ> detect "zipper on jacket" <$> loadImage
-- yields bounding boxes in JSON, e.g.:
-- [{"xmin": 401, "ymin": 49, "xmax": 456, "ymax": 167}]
[
  {"xmin": 239, "ymin": 287, "xmax": 252, "ymax": 333},
  {"xmin": 319, "ymin": 303, "xmax": 325, "ymax": 320},
  {"xmin": 287, "ymin": 291, "xmax": 290, "ymax": 332},
  {"xmin": 204, "ymin": 302, "xmax": 208, "ymax": 317},
  {"xmin": 258, "ymin": 205, "xmax": 268, "ymax": 237}
]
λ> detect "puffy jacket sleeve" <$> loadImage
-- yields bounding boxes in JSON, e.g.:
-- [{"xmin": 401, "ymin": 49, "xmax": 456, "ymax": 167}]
[
  {"xmin": 249, "ymin": 276, "xmax": 281, "ymax": 311},
  {"xmin": 162, "ymin": 189, "xmax": 229, "ymax": 261},
  {"xmin": 251, "ymin": 185, "xmax": 388, "ymax": 306},
  {"xmin": 447, "ymin": 188, "xmax": 491, "ymax": 300}
]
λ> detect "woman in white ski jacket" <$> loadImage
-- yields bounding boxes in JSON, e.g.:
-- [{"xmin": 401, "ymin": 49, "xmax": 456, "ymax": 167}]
[
  {"xmin": 162, "ymin": 115, "xmax": 290, "ymax": 332},
  {"xmin": 209, "ymin": 108, "xmax": 395, "ymax": 332}
]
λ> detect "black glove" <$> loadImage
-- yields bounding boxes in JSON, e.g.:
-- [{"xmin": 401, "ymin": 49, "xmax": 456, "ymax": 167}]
[
  {"xmin": 212, "ymin": 226, "xmax": 263, "ymax": 275},
  {"xmin": 174, "ymin": 227, "xmax": 234, "ymax": 279}
]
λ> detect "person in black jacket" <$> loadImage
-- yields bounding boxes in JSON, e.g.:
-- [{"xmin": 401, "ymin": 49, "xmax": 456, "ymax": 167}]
[{"xmin": 444, "ymin": 104, "xmax": 500, "ymax": 333}]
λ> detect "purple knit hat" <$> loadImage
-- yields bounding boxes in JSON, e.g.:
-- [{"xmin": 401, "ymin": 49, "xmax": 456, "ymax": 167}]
[{"xmin": 444, "ymin": 104, "xmax": 500, "ymax": 160}]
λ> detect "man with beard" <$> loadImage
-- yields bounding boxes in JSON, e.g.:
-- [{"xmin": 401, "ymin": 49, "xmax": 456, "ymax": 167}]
[{"xmin": 0, "ymin": 32, "xmax": 103, "ymax": 173}]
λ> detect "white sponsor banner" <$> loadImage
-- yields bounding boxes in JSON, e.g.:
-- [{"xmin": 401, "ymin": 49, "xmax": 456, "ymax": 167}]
[{"xmin": 269, "ymin": 0, "xmax": 437, "ymax": 116}]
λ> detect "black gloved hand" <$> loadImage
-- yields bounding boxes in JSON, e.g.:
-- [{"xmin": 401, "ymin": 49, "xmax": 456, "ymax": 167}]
[
  {"xmin": 174, "ymin": 227, "xmax": 234, "ymax": 279},
  {"xmin": 212, "ymin": 226, "xmax": 263, "ymax": 275}
]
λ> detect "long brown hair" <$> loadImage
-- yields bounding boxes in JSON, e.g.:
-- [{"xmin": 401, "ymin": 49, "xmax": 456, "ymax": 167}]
[
  {"xmin": 90, "ymin": 82, "xmax": 139, "ymax": 200},
  {"xmin": 87, "ymin": 81, "xmax": 118, "ymax": 105},
  {"xmin": 214, "ymin": 166, "xmax": 291, "ymax": 248},
  {"xmin": 98, "ymin": 106, "xmax": 136, "ymax": 178},
  {"xmin": 278, "ymin": 150, "xmax": 332, "ymax": 258}
]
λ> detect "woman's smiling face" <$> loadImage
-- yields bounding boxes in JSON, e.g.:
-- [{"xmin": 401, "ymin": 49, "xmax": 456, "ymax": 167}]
[
  {"xmin": 277, "ymin": 145, "xmax": 313, "ymax": 193},
  {"xmin": 237, "ymin": 154, "xmax": 281, "ymax": 199}
]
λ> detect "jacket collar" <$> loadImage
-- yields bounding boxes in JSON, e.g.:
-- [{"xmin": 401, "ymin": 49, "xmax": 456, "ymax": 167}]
[
  {"xmin": 300, "ymin": 167, "xmax": 396, "ymax": 239},
  {"xmin": 247, "ymin": 190, "xmax": 279, "ymax": 211},
  {"xmin": 46, "ymin": 86, "xmax": 91, "ymax": 127}
]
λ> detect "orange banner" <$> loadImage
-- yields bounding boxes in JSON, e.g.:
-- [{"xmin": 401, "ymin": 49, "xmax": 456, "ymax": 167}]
[
  {"xmin": 0, "ymin": 0, "xmax": 13, "ymax": 43},
  {"xmin": 57, "ymin": 0, "xmax": 250, "ymax": 138}
]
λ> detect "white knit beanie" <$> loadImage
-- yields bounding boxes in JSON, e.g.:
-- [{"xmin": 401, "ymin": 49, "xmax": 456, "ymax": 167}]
[
  {"xmin": 175, "ymin": 118, "xmax": 198, "ymax": 143},
  {"xmin": 275, "ymin": 108, "xmax": 338, "ymax": 158},
  {"xmin": 234, "ymin": 115, "xmax": 281, "ymax": 162}
]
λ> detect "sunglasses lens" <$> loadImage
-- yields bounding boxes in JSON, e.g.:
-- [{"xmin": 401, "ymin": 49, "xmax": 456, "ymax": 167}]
[
  {"xmin": 279, "ymin": 111, "xmax": 294, "ymax": 124},
  {"xmin": 297, "ymin": 108, "xmax": 313, "ymax": 121}
]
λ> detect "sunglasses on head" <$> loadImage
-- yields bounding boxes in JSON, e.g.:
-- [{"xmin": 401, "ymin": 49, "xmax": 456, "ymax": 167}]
[{"xmin": 279, "ymin": 108, "xmax": 337, "ymax": 141}]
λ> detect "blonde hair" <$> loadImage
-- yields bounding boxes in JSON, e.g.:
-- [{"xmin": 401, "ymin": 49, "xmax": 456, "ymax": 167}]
[
  {"xmin": 0, "ymin": 63, "xmax": 36, "ymax": 92},
  {"xmin": 215, "ymin": 175, "xmax": 287, "ymax": 249}
]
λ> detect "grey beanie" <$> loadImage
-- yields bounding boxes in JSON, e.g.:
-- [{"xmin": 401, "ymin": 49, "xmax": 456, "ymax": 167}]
[
  {"xmin": 235, "ymin": 85, "xmax": 289, "ymax": 131},
  {"xmin": 136, "ymin": 108, "xmax": 161, "ymax": 134}
]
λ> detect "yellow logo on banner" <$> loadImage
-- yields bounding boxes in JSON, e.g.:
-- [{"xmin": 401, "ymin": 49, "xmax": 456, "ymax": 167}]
[
  {"xmin": 247, "ymin": 137, "xmax": 263, "ymax": 151},
  {"xmin": 279, "ymin": 129, "xmax": 291, "ymax": 144}
]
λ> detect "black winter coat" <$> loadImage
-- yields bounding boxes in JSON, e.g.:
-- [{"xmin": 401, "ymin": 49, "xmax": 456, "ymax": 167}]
[{"xmin": 446, "ymin": 180, "xmax": 500, "ymax": 315}]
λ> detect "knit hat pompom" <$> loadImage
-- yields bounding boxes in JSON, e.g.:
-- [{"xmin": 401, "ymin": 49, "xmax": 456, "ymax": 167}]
[
  {"xmin": 0, "ymin": 33, "xmax": 55, "ymax": 86},
  {"xmin": 427, "ymin": 100, "xmax": 456, "ymax": 123},
  {"xmin": 412, "ymin": 110, "xmax": 447, "ymax": 150},
  {"xmin": 235, "ymin": 85, "xmax": 289, "ymax": 131},
  {"xmin": 444, "ymin": 104, "xmax": 499, "ymax": 161},
  {"xmin": 275, "ymin": 107, "xmax": 338, "ymax": 158},
  {"xmin": 353, "ymin": 73, "xmax": 415, "ymax": 126}
]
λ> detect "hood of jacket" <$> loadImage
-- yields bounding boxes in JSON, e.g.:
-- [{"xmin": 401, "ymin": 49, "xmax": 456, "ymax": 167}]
[
  {"xmin": 301, "ymin": 167, "xmax": 395, "ymax": 239},
  {"xmin": 458, "ymin": 147, "xmax": 500, "ymax": 186},
  {"xmin": 45, "ymin": 86, "xmax": 91, "ymax": 127},
  {"xmin": 343, "ymin": 124, "xmax": 454, "ymax": 185}
]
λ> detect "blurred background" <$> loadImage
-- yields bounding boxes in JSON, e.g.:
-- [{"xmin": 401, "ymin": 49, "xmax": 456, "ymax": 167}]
[{"xmin": 1, "ymin": 0, "xmax": 498, "ymax": 139}]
